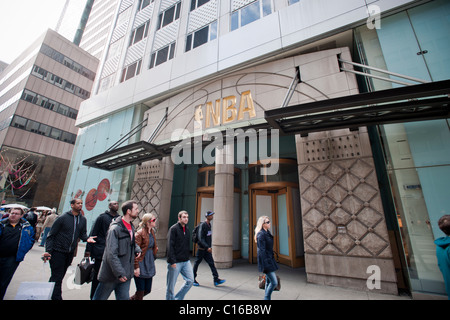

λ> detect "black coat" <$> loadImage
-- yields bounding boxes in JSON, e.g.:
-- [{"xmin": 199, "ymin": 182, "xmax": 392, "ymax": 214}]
[
  {"xmin": 45, "ymin": 211, "xmax": 88, "ymax": 254},
  {"xmin": 256, "ymin": 229, "xmax": 279, "ymax": 273},
  {"xmin": 86, "ymin": 210, "xmax": 118, "ymax": 259},
  {"xmin": 167, "ymin": 222, "xmax": 190, "ymax": 264}
]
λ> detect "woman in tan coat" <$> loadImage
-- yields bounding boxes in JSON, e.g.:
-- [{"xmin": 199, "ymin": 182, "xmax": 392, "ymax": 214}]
[{"xmin": 130, "ymin": 213, "xmax": 158, "ymax": 300}]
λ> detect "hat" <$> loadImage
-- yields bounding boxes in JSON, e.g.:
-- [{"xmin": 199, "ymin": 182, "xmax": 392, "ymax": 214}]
[{"xmin": 205, "ymin": 210, "xmax": 215, "ymax": 217}]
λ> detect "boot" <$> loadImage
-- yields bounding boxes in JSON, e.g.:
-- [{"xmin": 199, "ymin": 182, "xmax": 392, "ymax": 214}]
[{"xmin": 130, "ymin": 291, "xmax": 145, "ymax": 300}]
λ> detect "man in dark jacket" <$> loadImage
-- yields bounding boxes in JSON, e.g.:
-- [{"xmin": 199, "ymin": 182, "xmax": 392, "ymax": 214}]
[
  {"xmin": 84, "ymin": 200, "xmax": 119, "ymax": 299},
  {"xmin": 93, "ymin": 200, "xmax": 142, "ymax": 300},
  {"xmin": 166, "ymin": 210, "xmax": 194, "ymax": 300},
  {"xmin": 42, "ymin": 198, "xmax": 96, "ymax": 300},
  {"xmin": 193, "ymin": 210, "xmax": 225, "ymax": 287},
  {"xmin": 0, "ymin": 207, "xmax": 34, "ymax": 300}
]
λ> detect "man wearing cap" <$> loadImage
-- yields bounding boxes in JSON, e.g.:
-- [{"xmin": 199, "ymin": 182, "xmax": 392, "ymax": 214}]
[{"xmin": 193, "ymin": 210, "xmax": 225, "ymax": 287}]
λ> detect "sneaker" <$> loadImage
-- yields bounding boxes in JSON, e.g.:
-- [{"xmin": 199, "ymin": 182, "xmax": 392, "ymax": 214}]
[
  {"xmin": 214, "ymin": 279, "xmax": 226, "ymax": 286},
  {"xmin": 193, "ymin": 280, "xmax": 199, "ymax": 287}
]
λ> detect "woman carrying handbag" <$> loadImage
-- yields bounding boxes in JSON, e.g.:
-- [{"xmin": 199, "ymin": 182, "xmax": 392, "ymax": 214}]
[{"xmin": 255, "ymin": 216, "xmax": 279, "ymax": 300}]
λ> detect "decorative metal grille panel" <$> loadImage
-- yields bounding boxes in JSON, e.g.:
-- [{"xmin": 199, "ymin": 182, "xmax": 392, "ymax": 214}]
[
  {"xmin": 188, "ymin": 0, "xmax": 218, "ymax": 33},
  {"xmin": 134, "ymin": 3, "xmax": 155, "ymax": 28},
  {"xmin": 125, "ymin": 39, "xmax": 148, "ymax": 65},
  {"xmin": 153, "ymin": 21, "xmax": 179, "ymax": 51},
  {"xmin": 232, "ymin": 0, "xmax": 256, "ymax": 11}
]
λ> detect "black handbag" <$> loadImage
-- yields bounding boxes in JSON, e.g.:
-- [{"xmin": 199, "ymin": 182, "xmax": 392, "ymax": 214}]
[{"xmin": 74, "ymin": 257, "xmax": 95, "ymax": 285}]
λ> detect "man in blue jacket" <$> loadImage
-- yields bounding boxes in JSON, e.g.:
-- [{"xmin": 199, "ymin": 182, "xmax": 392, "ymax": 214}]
[
  {"xmin": 0, "ymin": 207, "xmax": 35, "ymax": 300},
  {"xmin": 435, "ymin": 215, "xmax": 450, "ymax": 299}
]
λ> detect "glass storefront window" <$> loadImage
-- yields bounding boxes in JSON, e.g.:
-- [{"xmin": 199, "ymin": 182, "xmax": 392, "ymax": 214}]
[{"xmin": 355, "ymin": 0, "xmax": 450, "ymax": 295}]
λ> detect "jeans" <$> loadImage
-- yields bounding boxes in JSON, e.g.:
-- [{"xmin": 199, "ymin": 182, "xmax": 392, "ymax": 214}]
[
  {"xmin": 0, "ymin": 256, "xmax": 20, "ymax": 300},
  {"xmin": 93, "ymin": 279, "xmax": 131, "ymax": 300},
  {"xmin": 40, "ymin": 227, "xmax": 51, "ymax": 246},
  {"xmin": 166, "ymin": 261, "xmax": 194, "ymax": 300},
  {"xmin": 264, "ymin": 271, "xmax": 278, "ymax": 300}
]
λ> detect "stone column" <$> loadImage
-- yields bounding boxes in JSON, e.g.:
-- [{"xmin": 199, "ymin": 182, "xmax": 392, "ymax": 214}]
[
  {"xmin": 212, "ymin": 144, "xmax": 234, "ymax": 268},
  {"xmin": 131, "ymin": 156, "xmax": 174, "ymax": 258},
  {"xmin": 296, "ymin": 128, "xmax": 398, "ymax": 294}
]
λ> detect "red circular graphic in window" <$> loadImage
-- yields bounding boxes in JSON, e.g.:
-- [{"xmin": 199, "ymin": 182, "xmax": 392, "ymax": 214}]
[
  {"xmin": 85, "ymin": 188, "xmax": 98, "ymax": 211},
  {"xmin": 96, "ymin": 179, "xmax": 110, "ymax": 201}
]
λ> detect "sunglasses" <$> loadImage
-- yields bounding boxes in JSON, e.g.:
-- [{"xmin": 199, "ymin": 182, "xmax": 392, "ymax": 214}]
[
  {"xmin": 264, "ymin": 220, "xmax": 270, "ymax": 224},
  {"xmin": 150, "ymin": 218, "xmax": 157, "ymax": 222}
]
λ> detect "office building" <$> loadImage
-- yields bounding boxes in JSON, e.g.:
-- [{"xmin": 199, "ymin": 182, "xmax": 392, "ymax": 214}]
[
  {"xmin": 0, "ymin": 29, "xmax": 98, "ymax": 208},
  {"xmin": 61, "ymin": 0, "xmax": 450, "ymax": 298}
]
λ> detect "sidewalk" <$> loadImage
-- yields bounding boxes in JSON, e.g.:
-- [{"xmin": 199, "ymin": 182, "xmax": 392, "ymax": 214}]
[{"xmin": 4, "ymin": 243, "xmax": 411, "ymax": 300}]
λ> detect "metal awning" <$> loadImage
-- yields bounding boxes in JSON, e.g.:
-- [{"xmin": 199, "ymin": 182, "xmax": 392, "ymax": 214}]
[
  {"xmin": 83, "ymin": 79, "xmax": 449, "ymax": 171},
  {"xmin": 265, "ymin": 79, "xmax": 450, "ymax": 136}
]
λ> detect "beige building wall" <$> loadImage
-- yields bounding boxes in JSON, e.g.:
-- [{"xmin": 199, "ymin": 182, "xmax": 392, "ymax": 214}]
[{"xmin": 132, "ymin": 47, "xmax": 397, "ymax": 293}]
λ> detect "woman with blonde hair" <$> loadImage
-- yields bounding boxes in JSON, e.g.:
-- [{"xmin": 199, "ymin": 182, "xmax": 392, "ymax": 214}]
[
  {"xmin": 130, "ymin": 213, "xmax": 158, "ymax": 300},
  {"xmin": 255, "ymin": 215, "xmax": 278, "ymax": 300}
]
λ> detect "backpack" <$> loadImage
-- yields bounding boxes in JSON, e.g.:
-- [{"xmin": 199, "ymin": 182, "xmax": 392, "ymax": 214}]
[{"xmin": 192, "ymin": 223, "xmax": 202, "ymax": 244}]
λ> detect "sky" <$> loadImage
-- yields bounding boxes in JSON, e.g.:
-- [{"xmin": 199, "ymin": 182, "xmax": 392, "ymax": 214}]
[{"xmin": 0, "ymin": 0, "xmax": 66, "ymax": 64}]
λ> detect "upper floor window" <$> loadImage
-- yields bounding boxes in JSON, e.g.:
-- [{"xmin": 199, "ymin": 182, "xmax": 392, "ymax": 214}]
[
  {"xmin": 288, "ymin": 0, "xmax": 299, "ymax": 4},
  {"xmin": 190, "ymin": 0, "xmax": 210, "ymax": 11},
  {"xmin": 185, "ymin": 21, "xmax": 217, "ymax": 52},
  {"xmin": 40, "ymin": 44, "xmax": 96, "ymax": 81},
  {"xmin": 157, "ymin": 2, "xmax": 181, "ymax": 30},
  {"xmin": 10, "ymin": 115, "xmax": 77, "ymax": 144},
  {"xmin": 138, "ymin": 0, "xmax": 153, "ymax": 11},
  {"xmin": 21, "ymin": 89, "xmax": 78, "ymax": 120},
  {"xmin": 31, "ymin": 65, "xmax": 90, "ymax": 99},
  {"xmin": 129, "ymin": 20, "xmax": 150, "ymax": 46},
  {"xmin": 149, "ymin": 42, "xmax": 176, "ymax": 69},
  {"xmin": 120, "ymin": 60, "xmax": 142, "ymax": 82},
  {"xmin": 231, "ymin": 0, "xmax": 272, "ymax": 31}
]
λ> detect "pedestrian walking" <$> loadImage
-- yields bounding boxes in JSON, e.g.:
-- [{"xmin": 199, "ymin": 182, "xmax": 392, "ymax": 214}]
[
  {"xmin": 0, "ymin": 207, "xmax": 35, "ymax": 300},
  {"xmin": 255, "ymin": 215, "xmax": 279, "ymax": 300},
  {"xmin": 166, "ymin": 210, "xmax": 194, "ymax": 300},
  {"xmin": 193, "ymin": 210, "xmax": 225, "ymax": 287},
  {"xmin": 35, "ymin": 210, "xmax": 47, "ymax": 241},
  {"xmin": 42, "ymin": 198, "xmax": 96, "ymax": 300},
  {"xmin": 84, "ymin": 200, "xmax": 119, "ymax": 299},
  {"xmin": 131, "ymin": 213, "xmax": 158, "ymax": 300},
  {"xmin": 39, "ymin": 208, "xmax": 58, "ymax": 247},
  {"xmin": 93, "ymin": 200, "xmax": 142, "ymax": 300},
  {"xmin": 435, "ymin": 214, "xmax": 450, "ymax": 299},
  {"xmin": 25, "ymin": 207, "xmax": 38, "ymax": 236}
]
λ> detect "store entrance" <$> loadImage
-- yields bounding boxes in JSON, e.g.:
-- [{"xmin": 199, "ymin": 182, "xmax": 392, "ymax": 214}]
[
  {"xmin": 249, "ymin": 160, "xmax": 304, "ymax": 268},
  {"xmin": 195, "ymin": 166, "xmax": 241, "ymax": 258}
]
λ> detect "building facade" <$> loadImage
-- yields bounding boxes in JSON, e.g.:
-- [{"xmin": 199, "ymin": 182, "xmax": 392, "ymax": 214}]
[
  {"xmin": 62, "ymin": 0, "xmax": 450, "ymax": 298},
  {"xmin": 0, "ymin": 29, "xmax": 98, "ymax": 208}
]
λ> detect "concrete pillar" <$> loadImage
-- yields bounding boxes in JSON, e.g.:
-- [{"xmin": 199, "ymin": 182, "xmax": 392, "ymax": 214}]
[
  {"xmin": 296, "ymin": 128, "xmax": 398, "ymax": 294},
  {"xmin": 131, "ymin": 156, "xmax": 174, "ymax": 258},
  {"xmin": 212, "ymin": 144, "xmax": 234, "ymax": 268},
  {"xmin": 155, "ymin": 157, "xmax": 174, "ymax": 258}
]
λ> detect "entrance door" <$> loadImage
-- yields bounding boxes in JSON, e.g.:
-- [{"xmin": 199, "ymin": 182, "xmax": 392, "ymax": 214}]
[
  {"xmin": 251, "ymin": 187, "xmax": 303, "ymax": 268},
  {"xmin": 194, "ymin": 192, "xmax": 214, "ymax": 255}
]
